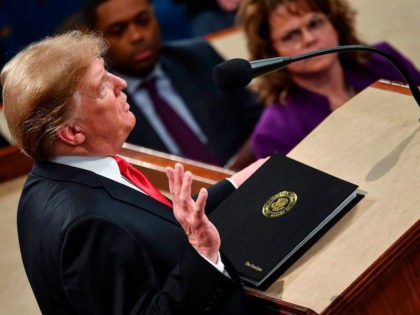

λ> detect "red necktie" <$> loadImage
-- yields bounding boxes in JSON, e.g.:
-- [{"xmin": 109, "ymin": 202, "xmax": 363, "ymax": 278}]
[
  {"xmin": 141, "ymin": 78, "xmax": 221, "ymax": 166},
  {"xmin": 114, "ymin": 155, "xmax": 172, "ymax": 207}
]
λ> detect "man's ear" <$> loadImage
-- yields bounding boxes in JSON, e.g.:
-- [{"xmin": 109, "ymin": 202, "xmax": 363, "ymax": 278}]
[{"xmin": 57, "ymin": 123, "xmax": 85, "ymax": 146}]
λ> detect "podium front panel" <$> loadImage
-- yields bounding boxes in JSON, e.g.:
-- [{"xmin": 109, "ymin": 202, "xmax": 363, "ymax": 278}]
[{"xmin": 259, "ymin": 83, "xmax": 420, "ymax": 313}]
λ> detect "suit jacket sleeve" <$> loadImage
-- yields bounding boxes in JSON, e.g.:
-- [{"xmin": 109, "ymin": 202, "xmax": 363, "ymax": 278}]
[
  {"xmin": 60, "ymin": 216, "xmax": 245, "ymax": 315},
  {"xmin": 204, "ymin": 178, "xmax": 236, "ymax": 213}
]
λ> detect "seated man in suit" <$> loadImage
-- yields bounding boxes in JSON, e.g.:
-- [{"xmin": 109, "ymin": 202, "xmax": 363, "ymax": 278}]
[
  {"xmin": 82, "ymin": 0, "xmax": 262, "ymax": 170},
  {"xmin": 1, "ymin": 30, "xmax": 266, "ymax": 314}
]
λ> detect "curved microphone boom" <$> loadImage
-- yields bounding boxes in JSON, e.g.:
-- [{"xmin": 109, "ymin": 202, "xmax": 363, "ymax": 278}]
[{"xmin": 212, "ymin": 45, "xmax": 420, "ymax": 110}]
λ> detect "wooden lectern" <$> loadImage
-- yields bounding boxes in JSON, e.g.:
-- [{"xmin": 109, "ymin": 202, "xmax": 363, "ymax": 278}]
[
  {"xmin": 265, "ymin": 80, "xmax": 419, "ymax": 314},
  {"xmin": 119, "ymin": 80, "xmax": 419, "ymax": 314}
]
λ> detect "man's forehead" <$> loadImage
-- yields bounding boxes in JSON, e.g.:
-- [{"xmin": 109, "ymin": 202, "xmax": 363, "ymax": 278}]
[
  {"xmin": 80, "ymin": 58, "xmax": 106, "ymax": 94},
  {"xmin": 91, "ymin": 58, "xmax": 105, "ymax": 76},
  {"xmin": 96, "ymin": 0, "xmax": 153, "ymax": 27}
]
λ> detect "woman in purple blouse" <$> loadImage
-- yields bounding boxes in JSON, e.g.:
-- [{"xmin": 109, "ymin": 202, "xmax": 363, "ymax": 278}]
[{"xmin": 238, "ymin": 0, "xmax": 420, "ymax": 158}]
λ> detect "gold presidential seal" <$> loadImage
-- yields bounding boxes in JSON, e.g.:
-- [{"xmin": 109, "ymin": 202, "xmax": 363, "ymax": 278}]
[{"xmin": 262, "ymin": 191, "xmax": 297, "ymax": 218}]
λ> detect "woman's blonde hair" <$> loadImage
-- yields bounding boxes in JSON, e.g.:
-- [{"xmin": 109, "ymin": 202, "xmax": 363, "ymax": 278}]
[
  {"xmin": 238, "ymin": 0, "xmax": 368, "ymax": 105},
  {"xmin": 1, "ymin": 30, "xmax": 109, "ymax": 160}
]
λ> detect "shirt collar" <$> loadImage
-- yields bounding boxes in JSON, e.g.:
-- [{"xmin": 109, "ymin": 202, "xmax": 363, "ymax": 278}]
[{"xmin": 52, "ymin": 155, "xmax": 123, "ymax": 184}]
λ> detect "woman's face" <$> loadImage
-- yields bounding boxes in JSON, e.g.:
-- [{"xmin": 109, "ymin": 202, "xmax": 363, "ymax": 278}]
[{"xmin": 269, "ymin": 4, "xmax": 340, "ymax": 76}]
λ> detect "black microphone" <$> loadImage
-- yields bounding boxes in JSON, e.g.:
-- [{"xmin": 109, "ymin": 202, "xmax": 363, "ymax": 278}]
[{"xmin": 212, "ymin": 45, "xmax": 420, "ymax": 109}]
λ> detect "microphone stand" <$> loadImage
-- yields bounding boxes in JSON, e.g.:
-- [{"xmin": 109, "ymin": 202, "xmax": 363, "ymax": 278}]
[{"xmin": 251, "ymin": 45, "xmax": 420, "ymax": 110}]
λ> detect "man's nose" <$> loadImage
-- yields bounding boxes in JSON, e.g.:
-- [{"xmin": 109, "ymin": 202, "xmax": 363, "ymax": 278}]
[
  {"xmin": 113, "ymin": 75, "xmax": 127, "ymax": 95},
  {"xmin": 127, "ymin": 23, "xmax": 145, "ymax": 42}
]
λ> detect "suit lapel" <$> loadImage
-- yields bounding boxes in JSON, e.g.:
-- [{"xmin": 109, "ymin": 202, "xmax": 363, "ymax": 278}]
[{"xmin": 32, "ymin": 161, "xmax": 178, "ymax": 225}]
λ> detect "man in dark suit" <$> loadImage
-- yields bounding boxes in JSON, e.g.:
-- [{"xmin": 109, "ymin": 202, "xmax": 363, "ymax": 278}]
[
  {"xmin": 82, "ymin": 0, "xmax": 262, "ymax": 170},
  {"xmin": 1, "ymin": 31, "xmax": 266, "ymax": 314}
]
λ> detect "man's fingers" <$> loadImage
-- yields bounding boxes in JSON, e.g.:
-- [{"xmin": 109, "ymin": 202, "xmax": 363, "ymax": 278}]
[
  {"xmin": 194, "ymin": 188, "xmax": 208, "ymax": 219},
  {"xmin": 166, "ymin": 167, "xmax": 175, "ymax": 194},
  {"xmin": 173, "ymin": 163, "xmax": 184, "ymax": 193},
  {"xmin": 180, "ymin": 171, "xmax": 193, "ymax": 204}
]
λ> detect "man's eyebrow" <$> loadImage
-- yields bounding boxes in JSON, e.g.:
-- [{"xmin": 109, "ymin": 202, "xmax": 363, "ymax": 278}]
[
  {"xmin": 93, "ymin": 70, "xmax": 107, "ymax": 92},
  {"xmin": 84, "ymin": 72, "xmax": 106, "ymax": 98}
]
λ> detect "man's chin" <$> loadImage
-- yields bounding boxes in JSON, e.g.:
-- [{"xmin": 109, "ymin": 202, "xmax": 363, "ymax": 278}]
[
  {"xmin": 129, "ymin": 115, "xmax": 136, "ymax": 129},
  {"xmin": 130, "ymin": 56, "xmax": 158, "ymax": 77}
]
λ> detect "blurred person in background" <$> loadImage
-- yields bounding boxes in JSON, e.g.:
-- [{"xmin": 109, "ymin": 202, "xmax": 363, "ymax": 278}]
[
  {"xmin": 83, "ymin": 0, "xmax": 262, "ymax": 170},
  {"xmin": 238, "ymin": 0, "xmax": 420, "ymax": 158}
]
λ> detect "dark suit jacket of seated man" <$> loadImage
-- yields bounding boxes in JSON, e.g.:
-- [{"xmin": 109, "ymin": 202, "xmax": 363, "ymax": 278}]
[
  {"xmin": 124, "ymin": 39, "xmax": 262, "ymax": 167},
  {"xmin": 82, "ymin": 0, "xmax": 262, "ymax": 168},
  {"xmin": 1, "ymin": 31, "xmax": 266, "ymax": 314}
]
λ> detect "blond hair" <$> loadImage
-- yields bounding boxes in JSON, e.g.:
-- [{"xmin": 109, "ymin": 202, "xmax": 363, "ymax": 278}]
[{"xmin": 1, "ymin": 30, "xmax": 109, "ymax": 160}]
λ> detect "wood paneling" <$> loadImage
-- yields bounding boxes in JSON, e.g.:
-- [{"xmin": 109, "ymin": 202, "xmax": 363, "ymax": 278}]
[
  {"xmin": 329, "ymin": 221, "xmax": 420, "ymax": 315},
  {"xmin": 118, "ymin": 143, "xmax": 234, "ymax": 195},
  {"xmin": 0, "ymin": 145, "xmax": 32, "ymax": 182}
]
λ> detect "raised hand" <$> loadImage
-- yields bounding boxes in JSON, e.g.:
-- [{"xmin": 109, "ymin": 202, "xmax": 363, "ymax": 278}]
[{"xmin": 166, "ymin": 163, "xmax": 221, "ymax": 263}]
